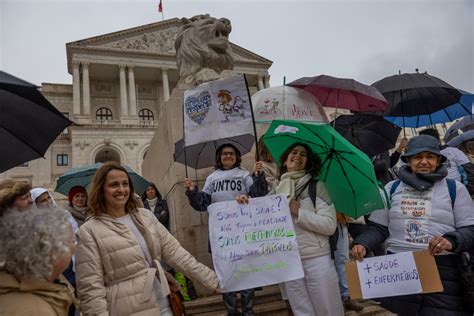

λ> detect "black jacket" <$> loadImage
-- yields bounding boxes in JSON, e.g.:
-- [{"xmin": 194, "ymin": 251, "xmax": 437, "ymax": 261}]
[
  {"xmin": 186, "ymin": 171, "xmax": 268, "ymax": 212},
  {"xmin": 143, "ymin": 198, "xmax": 170, "ymax": 230},
  {"xmin": 353, "ymin": 221, "xmax": 474, "ymax": 315}
]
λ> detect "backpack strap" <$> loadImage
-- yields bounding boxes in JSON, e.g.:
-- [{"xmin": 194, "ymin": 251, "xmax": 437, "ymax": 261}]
[
  {"xmin": 389, "ymin": 179, "xmax": 401, "ymax": 200},
  {"xmin": 378, "ymin": 181, "xmax": 391, "ymax": 209},
  {"xmin": 446, "ymin": 178, "xmax": 457, "ymax": 209},
  {"xmin": 306, "ymin": 179, "xmax": 338, "ymax": 259},
  {"xmin": 308, "ymin": 179, "xmax": 317, "ymax": 207},
  {"xmin": 457, "ymin": 166, "xmax": 468, "ymax": 185}
]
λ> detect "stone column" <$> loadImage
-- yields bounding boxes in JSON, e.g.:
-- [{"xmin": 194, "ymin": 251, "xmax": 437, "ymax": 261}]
[
  {"xmin": 156, "ymin": 82, "xmax": 163, "ymax": 118},
  {"xmin": 82, "ymin": 62, "xmax": 91, "ymax": 115},
  {"xmin": 257, "ymin": 75, "xmax": 265, "ymax": 91},
  {"xmin": 161, "ymin": 68, "xmax": 170, "ymax": 102},
  {"xmin": 264, "ymin": 75, "xmax": 271, "ymax": 88},
  {"xmin": 72, "ymin": 61, "xmax": 81, "ymax": 115},
  {"xmin": 128, "ymin": 65, "xmax": 137, "ymax": 117},
  {"xmin": 119, "ymin": 64, "xmax": 128, "ymax": 116}
]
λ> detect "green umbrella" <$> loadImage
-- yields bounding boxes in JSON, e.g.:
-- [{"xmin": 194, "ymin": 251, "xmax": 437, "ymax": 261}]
[
  {"xmin": 262, "ymin": 120, "xmax": 384, "ymax": 218},
  {"xmin": 55, "ymin": 163, "xmax": 149, "ymax": 196}
]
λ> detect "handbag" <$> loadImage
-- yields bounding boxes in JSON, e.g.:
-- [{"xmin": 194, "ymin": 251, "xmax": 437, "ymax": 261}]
[
  {"xmin": 168, "ymin": 283, "xmax": 186, "ymax": 316},
  {"xmin": 461, "ymin": 252, "xmax": 474, "ymax": 312}
]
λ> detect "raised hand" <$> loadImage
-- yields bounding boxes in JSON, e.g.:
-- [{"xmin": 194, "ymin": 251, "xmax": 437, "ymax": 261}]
[{"xmin": 184, "ymin": 178, "xmax": 194, "ymax": 191}]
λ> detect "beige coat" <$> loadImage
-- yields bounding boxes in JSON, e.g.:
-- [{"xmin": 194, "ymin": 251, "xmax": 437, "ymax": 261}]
[
  {"xmin": 0, "ymin": 271, "xmax": 75, "ymax": 316},
  {"xmin": 76, "ymin": 208, "xmax": 218, "ymax": 316}
]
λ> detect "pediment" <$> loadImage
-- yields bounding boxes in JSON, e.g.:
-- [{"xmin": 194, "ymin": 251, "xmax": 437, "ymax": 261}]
[
  {"xmin": 100, "ymin": 26, "xmax": 179, "ymax": 54},
  {"xmin": 67, "ymin": 18, "xmax": 272, "ymax": 66}
]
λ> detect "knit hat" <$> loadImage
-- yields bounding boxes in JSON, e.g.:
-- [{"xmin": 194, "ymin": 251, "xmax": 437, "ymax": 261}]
[{"xmin": 68, "ymin": 186, "xmax": 87, "ymax": 206}]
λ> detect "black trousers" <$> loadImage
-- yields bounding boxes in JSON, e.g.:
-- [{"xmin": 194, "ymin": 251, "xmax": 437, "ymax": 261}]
[{"xmin": 222, "ymin": 289, "xmax": 255, "ymax": 316}]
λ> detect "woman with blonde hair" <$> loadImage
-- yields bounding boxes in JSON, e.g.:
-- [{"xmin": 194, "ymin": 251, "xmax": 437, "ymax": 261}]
[
  {"xmin": 0, "ymin": 208, "xmax": 77, "ymax": 315},
  {"xmin": 76, "ymin": 161, "xmax": 219, "ymax": 316}
]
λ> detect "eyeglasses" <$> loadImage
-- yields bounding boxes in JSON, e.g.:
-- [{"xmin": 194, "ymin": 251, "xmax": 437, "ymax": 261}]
[{"xmin": 221, "ymin": 152, "xmax": 236, "ymax": 157}]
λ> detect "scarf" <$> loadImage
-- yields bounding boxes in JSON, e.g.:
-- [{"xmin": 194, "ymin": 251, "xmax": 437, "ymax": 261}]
[
  {"xmin": 275, "ymin": 170, "xmax": 310, "ymax": 199},
  {"xmin": 147, "ymin": 197, "xmax": 158, "ymax": 210},
  {"xmin": 397, "ymin": 164, "xmax": 448, "ymax": 192},
  {"xmin": 67, "ymin": 205, "xmax": 88, "ymax": 223}
]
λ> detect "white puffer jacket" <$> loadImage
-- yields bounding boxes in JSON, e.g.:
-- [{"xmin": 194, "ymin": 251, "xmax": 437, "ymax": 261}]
[
  {"xmin": 76, "ymin": 208, "xmax": 218, "ymax": 316},
  {"xmin": 293, "ymin": 180, "xmax": 337, "ymax": 259}
]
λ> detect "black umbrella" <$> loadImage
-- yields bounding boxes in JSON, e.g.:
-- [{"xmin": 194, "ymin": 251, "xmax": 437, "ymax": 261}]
[
  {"xmin": 0, "ymin": 71, "xmax": 73, "ymax": 173},
  {"xmin": 174, "ymin": 134, "xmax": 255, "ymax": 169},
  {"xmin": 331, "ymin": 113, "xmax": 401, "ymax": 157},
  {"xmin": 372, "ymin": 72, "xmax": 465, "ymax": 117}
]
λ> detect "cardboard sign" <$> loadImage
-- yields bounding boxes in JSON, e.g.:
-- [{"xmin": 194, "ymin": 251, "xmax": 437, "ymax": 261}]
[
  {"xmin": 346, "ymin": 251, "xmax": 443, "ymax": 299},
  {"xmin": 208, "ymin": 194, "xmax": 304, "ymax": 292}
]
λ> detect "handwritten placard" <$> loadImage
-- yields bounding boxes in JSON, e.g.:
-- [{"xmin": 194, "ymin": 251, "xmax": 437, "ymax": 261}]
[
  {"xmin": 356, "ymin": 252, "xmax": 423, "ymax": 299},
  {"xmin": 208, "ymin": 194, "xmax": 304, "ymax": 292}
]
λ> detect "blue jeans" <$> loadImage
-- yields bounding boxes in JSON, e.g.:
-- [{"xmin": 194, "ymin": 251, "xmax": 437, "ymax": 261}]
[{"xmin": 334, "ymin": 223, "xmax": 349, "ymax": 299}]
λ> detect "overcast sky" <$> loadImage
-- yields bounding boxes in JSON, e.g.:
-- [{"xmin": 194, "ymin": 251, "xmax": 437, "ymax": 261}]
[{"xmin": 1, "ymin": 0, "xmax": 473, "ymax": 92}]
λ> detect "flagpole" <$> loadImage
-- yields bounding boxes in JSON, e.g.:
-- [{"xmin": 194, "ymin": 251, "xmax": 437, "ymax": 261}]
[{"xmin": 244, "ymin": 74, "xmax": 260, "ymax": 162}]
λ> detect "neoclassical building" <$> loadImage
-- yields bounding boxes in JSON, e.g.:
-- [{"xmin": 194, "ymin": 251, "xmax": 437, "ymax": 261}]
[{"xmin": 0, "ymin": 18, "xmax": 272, "ymax": 193}]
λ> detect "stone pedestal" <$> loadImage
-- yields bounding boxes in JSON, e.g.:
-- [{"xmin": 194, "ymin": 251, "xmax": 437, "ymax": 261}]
[{"xmin": 143, "ymin": 84, "xmax": 259, "ymax": 295}]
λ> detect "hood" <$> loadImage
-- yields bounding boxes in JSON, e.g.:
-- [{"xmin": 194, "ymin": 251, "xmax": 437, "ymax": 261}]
[{"xmin": 30, "ymin": 188, "xmax": 57, "ymax": 208}]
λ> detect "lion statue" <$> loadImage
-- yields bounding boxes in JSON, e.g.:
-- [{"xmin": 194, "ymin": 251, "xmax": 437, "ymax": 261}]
[{"xmin": 175, "ymin": 14, "xmax": 234, "ymax": 85}]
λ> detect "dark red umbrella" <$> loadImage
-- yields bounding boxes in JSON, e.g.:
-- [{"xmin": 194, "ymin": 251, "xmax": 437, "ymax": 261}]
[{"xmin": 288, "ymin": 75, "xmax": 387, "ymax": 112}]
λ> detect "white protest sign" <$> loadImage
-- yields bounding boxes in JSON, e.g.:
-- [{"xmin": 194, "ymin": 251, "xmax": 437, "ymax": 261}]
[
  {"xmin": 183, "ymin": 75, "xmax": 254, "ymax": 147},
  {"xmin": 356, "ymin": 252, "xmax": 422, "ymax": 299},
  {"xmin": 208, "ymin": 194, "xmax": 304, "ymax": 292}
]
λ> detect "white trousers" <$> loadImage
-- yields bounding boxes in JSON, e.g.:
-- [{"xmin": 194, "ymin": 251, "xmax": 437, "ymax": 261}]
[
  {"xmin": 159, "ymin": 296, "xmax": 173, "ymax": 316},
  {"xmin": 285, "ymin": 254, "xmax": 344, "ymax": 316}
]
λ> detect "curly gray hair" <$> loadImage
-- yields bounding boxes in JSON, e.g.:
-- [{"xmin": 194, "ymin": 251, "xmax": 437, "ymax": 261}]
[{"xmin": 0, "ymin": 208, "xmax": 74, "ymax": 280}]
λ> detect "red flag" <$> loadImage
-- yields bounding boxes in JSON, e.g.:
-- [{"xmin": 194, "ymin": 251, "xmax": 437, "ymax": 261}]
[{"xmin": 158, "ymin": 0, "xmax": 163, "ymax": 13}]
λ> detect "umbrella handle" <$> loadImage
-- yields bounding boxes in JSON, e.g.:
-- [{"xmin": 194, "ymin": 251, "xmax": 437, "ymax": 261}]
[{"xmin": 244, "ymin": 74, "xmax": 260, "ymax": 162}]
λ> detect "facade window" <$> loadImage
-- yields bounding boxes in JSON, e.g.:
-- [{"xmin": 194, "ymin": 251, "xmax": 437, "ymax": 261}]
[
  {"xmin": 96, "ymin": 107, "xmax": 113, "ymax": 121},
  {"xmin": 57, "ymin": 154, "xmax": 68, "ymax": 166},
  {"xmin": 138, "ymin": 109, "xmax": 154, "ymax": 121}
]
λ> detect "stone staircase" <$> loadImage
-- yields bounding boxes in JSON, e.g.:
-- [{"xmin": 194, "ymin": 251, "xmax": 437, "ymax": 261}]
[{"xmin": 183, "ymin": 285, "xmax": 395, "ymax": 316}]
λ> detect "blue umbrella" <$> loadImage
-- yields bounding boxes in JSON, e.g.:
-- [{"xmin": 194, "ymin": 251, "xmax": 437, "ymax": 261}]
[
  {"xmin": 447, "ymin": 130, "xmax": 474, "ymax": 147},
  {"xmin": 444, "ymin": 115, "xmax": 474, "ymax": 143},
  {"xmin": 384, "ymin": 91, "xmax": 474, "ymax": 128},
  {"xmin": 55, "ymin": 163, "xmax": 149, "ymax": 196}
]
